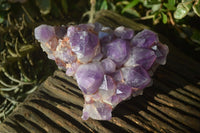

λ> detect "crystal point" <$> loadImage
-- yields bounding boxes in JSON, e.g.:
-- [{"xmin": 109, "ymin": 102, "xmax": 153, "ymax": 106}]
[{"xmin": 35, "ymin": 23, "xmax": 169, "ymax": 120}]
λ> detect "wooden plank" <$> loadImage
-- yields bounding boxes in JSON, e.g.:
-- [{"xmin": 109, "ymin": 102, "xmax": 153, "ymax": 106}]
[{"xmin": 0, "ymin": 10, "xmax": 200, "ymax": 133}]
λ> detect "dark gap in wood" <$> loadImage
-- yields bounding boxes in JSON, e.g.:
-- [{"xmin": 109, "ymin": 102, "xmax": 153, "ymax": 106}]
[
  {"xmin": 142, "ymin": 95, "xmax": 190, "ymax": 131},
  {"xmin": 50, "ymin": 81, "xmax": 76, "ymax": 95},
  {"xmin": 155, "ymin": 70, "xmax": 190, "ymax": 88},
  {"xmin": 154, "ymin": 79, "xmax": 196, "ymax": 101},
  {"xmin": 81, "ymin": 122, "xmax": 100, "ymax": 133},
  {"xmin": 65, "ymin": 87, "xmax": 83, "ymax": 98},
  {"xmin": 4, "ymin": 121, "xmax": 21, "ymax": 133},
  {"xmin": 133, "ymin": 101, "xmax": 197, "ymax": 133},
  {"xmin": 113, "ymin": 112, "xmax": 149, "ymax": 132},
  {"xmin": 40, "ymin": 90, "xmax": 83, "ymax": 110},
  {"xmin": 49, "ymin": 79, "xmax": 84, "ymax": 100},
  {"xmin": 120, "ymin": 104, "xmax": 159, "ymax": 132},
  {"xmin": 161, "ymin": 103, "xmax": 200, "ymax": 123},
  {"xmin": 54, "ymin": 75, "xmax": 79, "ymax": 89},
  {"xmin": 24, "ymin": 105, "xmax": 70, "ymax": 133},
  {"xmin": 156, "ymin": 79, "xmax": 200, "ymax": 110},
  {"xmin": 14, "ymin": 114, "xmax": 47, "ymax": 133},
  {"xmin": 53, "ymin": 80, "xmax": 78, "ymax": 95},
  {"xmin": 20, "ymin": 106, "xmax": 62, "ymax": 133},
  {"xmin": 111, "ymin": 109, "xmax": 145, "ymax": 132},
  {"xmin": 99, "ymin": 120, "xmax": 129, "ymax": 133},
  {"xmin": 176, "ymin": 88, "xmax": 200, "ymax": 102},
  {"xmin": 12, "ymin": 120, "xmax": 31, "ymax": 133},
  {"xmin": 143, "ymin": 91, "xmax": 200, "ymax": 120},
  {"xmin": 30, "ymin": 99, "xmax": 92, "ymax": 133},
  {"xmin": 125, "ymin": 100, "xmax": 178, "ymax": 131},
  {"xmin": 182, "ymin": 86, "xmax": 200, "ymax": 98},
  {"xmin": 144, "ymin": 93, "xmax": 193, "ymax": 131},
  {"xmin": 174, "ymin": 89, "xmax": 200, "ymax": 104},
  {"xmin": 125, "ymin": 105, "xmax": 167, "ymax": 132},
  {"xmin": 97, "ymin": 16, "xmax": 118, "ymax": 29},
  {"xmin": 147, "ymin": 104, "xmax": 187, "ymax": 132},
  {"xmin": 164, "ymin": 64, "xmax": 200, "ymax": 85},
  {"xmin": 113, "ymin": 103, "xmax": 145, "ymax": 121},
  {"xmin": 154, "ymin": 94, "xmax": 200, "ymax": 117},
  {"xmin": 166, "ymin": 50, "xmax": 200, "ymax": 70}
]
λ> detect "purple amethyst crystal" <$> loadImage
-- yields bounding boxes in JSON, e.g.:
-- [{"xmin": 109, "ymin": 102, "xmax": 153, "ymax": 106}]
[
  {"xmin": 131, "ymin": 29, "xmax": 159, "ymax": 48},
  {"xmin": 101, "ymin": 58, "xmax": 116, "ymax": 74},
  {"xmin": 34, "ymin": 23, "xmax": 169, "ymax": 120},
  {"xmin": 67, "ymin": 25, "xmax": 99, "ymax": 63},
  {"xmin": 121, "ymin": 66, "xmax": 151, "ymax": 89},
  {"xmin": 124, "ymin": 47, "xmax": 156, "ymax": 70},
  {"xmin": 116, "ymin": 83, "xmax": 132, "ymax": 100},
  {"xmin": 75, "ymin": 63, "xmax": 104, "ymax": 94},
  {"xmin": 114, "ymin": 26, "xmax": 134, "ymax": 39},
  {"xmin": 106, "ymin": 39, "xmax": 129, "ymax": 66},
  {"xmin": 34, "ymin": 24, "xmax": 55, "ymax": 44}
]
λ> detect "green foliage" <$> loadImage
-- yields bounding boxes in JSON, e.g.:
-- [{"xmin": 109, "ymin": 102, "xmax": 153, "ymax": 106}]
[
  {"xmin": 92, "ymin": 0, "xmax": 200, "ymax": 51},
  {"xmin": 174, "ymin": 0, "xmax": 193, "ymax": 19},
  {"xmin": 61, "ymin": 0, "xmax": 68, "ymax": 14},
  {"xmin": 95, "ymin": 0, "xmax": 115, "ymax": 10},
  {"xmin": 0, "ymin": 17, "xmax": 57, "ymax": 122},
  {"xmin": 191, "ymin": 29, "xmax": 200, "ymax": 44},
  {"xmin": 163, "ymin": 0, "xmax": 176, "ymax": 11},
  {"xmin": 0, "ymin": 0, "xmax": 88, "ymax": 123},
  {"xmin": 161, "ymin": 12, "xmax": 168, "ymax": 24},
  {"xmin": 122, "ymin": 0, "xmax": 140, "ymax": 13},
  {"xmin": 35, "ymin": 0, "xmax": 51, "ymax": 15},
  {"xmin": 0, "ymin": 0, "xmax": 11, "ymax": 23},
  {"xmin": 94, "ymin": 0, "xmax": 199, "ymax": 25},
  {"xmin": 193, "ymin": 0, "xmax": 200, "ymax": 17}
]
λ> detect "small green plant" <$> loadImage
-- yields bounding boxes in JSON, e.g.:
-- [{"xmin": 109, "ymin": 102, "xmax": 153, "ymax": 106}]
[
  {"xmin": 0, "ymin": 0, "xmax": 89, "ymax": 123},
  {"xmin": 0, "ymin": 0, "xmax": 11, "ymax": 23},
  {"xmin": 114, "ymin": 0, "xmax": 200, "ymax": 25},
  {"xmin": 0, "ymin": 14, "xmax": 57, "ymax": 122},
  {"xmin": 87, "ymin": 0, "xmax": 200, "ymax": 51}
]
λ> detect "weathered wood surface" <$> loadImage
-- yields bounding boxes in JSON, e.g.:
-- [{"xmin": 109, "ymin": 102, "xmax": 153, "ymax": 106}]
[{"xmin": 0, "ymin": 10, "xmax": 200, "ymax": 133}]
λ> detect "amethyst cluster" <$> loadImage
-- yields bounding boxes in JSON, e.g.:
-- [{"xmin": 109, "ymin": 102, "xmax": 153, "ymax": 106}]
[{"xmin": 34, "ymin": 23, "xmax": 168, "ymax": 120}]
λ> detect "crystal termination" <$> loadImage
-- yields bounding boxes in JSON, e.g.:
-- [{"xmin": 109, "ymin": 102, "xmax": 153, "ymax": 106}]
[{"xmin": 34, "ymin": 23, "xmax": 169, "ymax": 120}]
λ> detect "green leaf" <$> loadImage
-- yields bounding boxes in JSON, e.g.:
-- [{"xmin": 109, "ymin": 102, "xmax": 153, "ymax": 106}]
[
  {"xmin": 161, "ymin": 12, "xmax": 168, "ymax": 24},
  {"xmin": 174, "ymin": 3, "xmax": 187, "ymax": 19},
  {"xmin": 193, "ymin": 0, "xmax": 200, "ymax": 17},
  {"xmin": 191, "ymin": 28, "xmax": 200, "ymax": 45},
  {"xmin": 152, "ymin": 12, "xmax": 161, "ymax": 25},
  {"xmin": 145, "ymin": 0, "xmax": 161, "ymax": 5},
  {"xmin": 0, "ymin": 10, "xmax": 6, "ymax": 23},
  {"xmin": 174, "ymin": 1, "xmax": 192, "ymax": 19},
  {"xmin": 122, "ymin": 0, "xmax": 140, "ymax": 13},
  {"xmin": 163, "ymin": 0, "xmax": 176, "ymax": 11},
  {"xmin": 142, "ymin": 0, "xmax": 161, "ymax": 8},
  {"xmin": 122, "ymin": 8, "xmax": 141, "ymax": 17},
  {"xmin": 0, "ymin": 16, "xmax": 4, "ymax": 23},
  {"xmin": 152, "ymin": 4, "xmax": 161, "ymax": 13},
  {"xmin": 36, "ymin": 0, "xmax": 51, "ymax": 15},
  {"xmin": 168, "ymin": 0, "xmax": 175, "ymax": 6},
  {"xmin": 100, "ymin": 0, "xmax": 108, "ymax": 10},
  {"xmin": 182, "ymin": 0, "xmax": 193, "ymax": 10}
]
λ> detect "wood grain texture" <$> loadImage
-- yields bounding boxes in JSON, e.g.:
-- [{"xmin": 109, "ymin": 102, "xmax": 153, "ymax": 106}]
[{"xmin": 0, "ymin": 10, "xmax": 200, "ymax": 133}]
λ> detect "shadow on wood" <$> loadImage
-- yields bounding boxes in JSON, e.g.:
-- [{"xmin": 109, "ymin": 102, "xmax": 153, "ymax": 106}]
[{"xmin": 0, "ymin": 10, "xmax": 200, "ymax": 133}]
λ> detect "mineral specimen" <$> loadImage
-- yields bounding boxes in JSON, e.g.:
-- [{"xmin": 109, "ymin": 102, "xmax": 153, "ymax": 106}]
[{"xmin": 34, "ymin": 23, "xmax": 169, "ymax": 120}]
